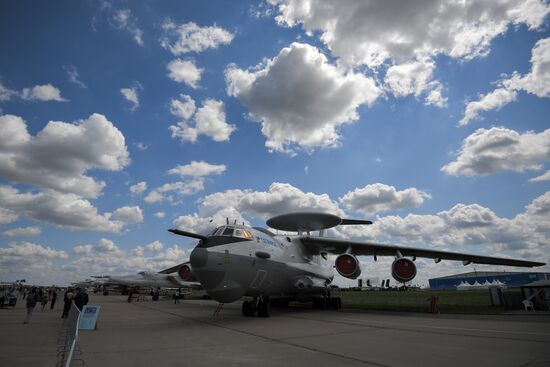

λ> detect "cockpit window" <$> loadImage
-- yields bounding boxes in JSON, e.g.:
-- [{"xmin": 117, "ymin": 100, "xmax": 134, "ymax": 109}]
[{"xmin": 222, "ymin": 227, "xmax": 234, "ymax": 236}]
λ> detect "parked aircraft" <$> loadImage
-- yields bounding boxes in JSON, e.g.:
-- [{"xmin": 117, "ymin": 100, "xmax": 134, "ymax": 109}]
[
  {"xmin": 92, "ymin": 271, "xmax": 201, "ymax": 294},
  {"xmin": 164, "ymin": 212, "xmax": 544, "ymax": 317}
]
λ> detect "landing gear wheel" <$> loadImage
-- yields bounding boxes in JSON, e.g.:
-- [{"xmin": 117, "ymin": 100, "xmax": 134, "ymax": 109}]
[
  {"xmin": 257, "ymin": 298, "xmax": 270, "ymax": 317},
  {"xmin": 242, "ymin": 300, "xmax": 256, "ymax": 317}
]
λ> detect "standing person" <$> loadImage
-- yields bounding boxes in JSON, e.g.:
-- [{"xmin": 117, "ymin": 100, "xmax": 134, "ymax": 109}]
[
  {"xmin": 41, "ymin": 289, "xmax": 49, "ymax": 311},
  {"xmin": 50, "ymin": 289, "xmax": 58, "ymax": 310},
  {"xmin": 174, "ymin": 289, "xmax": 180, "ymax": 304},
  {"xmin": 23, "ymin": 287, "xmax": 39, "ymax": 324},
  {"xmin": 61, "ymin": 288, "xmax": 74, "ymax": 318},
  {"xmin": 74, "ymin": 288, "xmax": 89, "ymax": 311}
]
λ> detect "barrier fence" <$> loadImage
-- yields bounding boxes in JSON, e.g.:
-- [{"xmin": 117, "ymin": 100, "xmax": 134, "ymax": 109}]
[{"xmin": 56, "ymin": 303, "xmax": 84, "ymax": 367}]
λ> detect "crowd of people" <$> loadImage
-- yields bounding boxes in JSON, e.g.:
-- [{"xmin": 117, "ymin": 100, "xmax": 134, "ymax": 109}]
[{"xmin": 0, "ymin": 284, "xmax": 89, "ymax": 324}]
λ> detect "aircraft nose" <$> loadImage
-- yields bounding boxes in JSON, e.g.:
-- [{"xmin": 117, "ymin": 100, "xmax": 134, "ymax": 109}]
[{"xmin": 190, "ymin": 247, "xmax": 208, "ymax": 268}]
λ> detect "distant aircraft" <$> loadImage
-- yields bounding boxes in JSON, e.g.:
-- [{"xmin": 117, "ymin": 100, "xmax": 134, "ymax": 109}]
[
  {"xmin": 164, "ymin": 212, "xmax": 545, "ymax": 317},
  {"xmin": 92, "ymin": 271, "xmax": 201, "ymax": 293}
]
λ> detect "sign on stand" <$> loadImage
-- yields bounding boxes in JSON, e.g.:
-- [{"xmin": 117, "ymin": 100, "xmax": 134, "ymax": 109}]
[{"xmin": 79, "ymin": 305, "xmax": 100, "ymax": 330}]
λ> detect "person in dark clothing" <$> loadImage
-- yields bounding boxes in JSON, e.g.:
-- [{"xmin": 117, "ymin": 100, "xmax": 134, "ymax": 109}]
[
  {"xmin": 74, "ymin": 288, "xmax": 89, "ymax": 311},
  {"xmin": 23, "ymin": 288, "xmax": 39, "ymax": 324},
  {"xmin": 50, "ymin": 289, "xmax": 57, "ymax": 310},
  {"xmin": 61, "ymin": 288, "xmax": 74, "ymax": 318}
]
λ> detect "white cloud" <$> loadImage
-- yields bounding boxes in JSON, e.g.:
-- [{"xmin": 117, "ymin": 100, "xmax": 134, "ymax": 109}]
[
  {"xmin": 135, "ymin": 142, "xmax": 148, "ymax": 150},
  {"xmin": 154, "ymin": 211, "xmax": 165, "ymax": 219},
  {"xmin": 271, "ymin": 0, "xmax": 550, "ymax": 67},
  {"xmin": 144, "ymin": 179, "xmax": 205, "ymax": 204},
  {"xmin": 503, "ymin": 37, "xmax": 550, "ymax": 98},
  {"xmin": 111, "ymin": 9, "xmax": 143, "ymax": 46},
  {"xmin": 168, "ymin": 161, "xmax": 226, "ymax": 178},
  {"xmin": 0, "ymin": 185, "xmax": 125, "ymax": 233},
  {"xmin": 340, "ymin": 183, "xmax": 431, "ymax": 215},
  {"xmin": 530, "ymin": 170, "xmax": 550, "ymax": 182},
  {"xmin": 0, "ymin": 113, "xmax": 130, "ymax": 198},
  {"xmin": 130, "ymin": 181, "xmax": 147, "ymax": 195},
  {"xmin": 0, "ymin": 241, "xmax": 67, "ymax": 259},
  {"xmin": 384, "ymin": 57, "xmax": 446, "ymax": 107},
  {"xmin": 170, "ymin": 97, "xmax": 235, "ymax": 143},
  {"xmin": 120, "ymin": 85, "xmax": 141, "ymax": 111},
  {"xmin": 459, "ymin": 88, "xmax": 518, "ymax": 126},
  {"xmin": 95, "ymin": 238, "xmax": 120, "ymax": 253},
  {"xmin": 161, "ymin": 21, "xmax": 234, "ymax": 55},
  {"xmin": 0, "ymin": 81, "xmax": 17, "ymax": 101},
  {"xmin": 73, "ymin": 244, "xmax": 92, "ymax": 255},
  {"xmin": 442, "ymin": 127, "xmax": 550, "ymax": 176},
  {"xmin": 170, "ymin": 94, "xmax": 196, "ymax": 120},
  {"xmin": 63, "ymin": 65, "xmax": 86, "ymax": 88},
  {"xmin": 225, "ymin": 42, "xmax": 381, "ymax": 153},
  {"xmin": 111, "ymin": 206, "xmax": 144, "ymax": 224},
  {"xmin": 1, "ymin": 226, "xmax": 41, "ymax": 237},
  {"xmin": 21, "ymin": 84, "xmax": 67, "ymax": 102},
  {"xmin": 146, "ymin": 240, "xmax": 164, "ymax": 252},
  {"xmin": 0, "ymin": 207, "xmax": 18, "ymax": 225},
  {"xmin": 167, "ymin": 59, "xmax": 203, "ymax": 88},
  {"xmin": 460, "ymin": 37, "xmax": 550, "ymax": 125}
]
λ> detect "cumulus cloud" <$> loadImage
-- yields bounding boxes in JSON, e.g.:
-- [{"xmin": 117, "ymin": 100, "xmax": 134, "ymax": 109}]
[
  {"xmin": 111, "ymin": 9, "xmax": 143, "ymax": 46},
  {"xmin": 271, "ymin": 0, "xmax": 550, "ymax": 67},
  {"xmin": 459, "ymin": 88, "xmax": 518, "ymax": 126},
  {"xmin": 120, "ymin": 84, "xmax": 142, "ymax": 111},
  {"xmin": 21, "ymin": 84, "xmax": 67, "ymax": 102},
  {"xmin": 1, "ymin": 226, "xmax": 41, "ymax": 237},
  {"xmin": 530, "ymin": 170, "xmax": 550, "ymax": 182},
  {"xmin": 0, "ymin": 185, "xmax": 128, "ymax": 233},
  {"xmin": 0, "ymin": 81, "xmax": 17, "ymax": 101},
  {"xmin": 68, "ymin": 239, "xmax": 193, "ymax": 277},
  {"xmin": 111, "ymin": 206, "xmax": 144, "ymax": 224},
  {"xmin": 161, "ymin": 21, "xmax": 234, "ymax": 55},
  {"xmin": 169, "ymin": 96, "xmax": 235, "ymax": 143},
  {"xmin": 225, "ymin": 42, "xmax": 381, "ymax": 153},
  {"xmin": 0, "ymin": 207, "xmax": 18, "ymax": 225},
  {"xmin": 63, "ymin": 65, "xmax": 86, "ymax": 88},
  {"xmin": 503, "ymin": 37, "xmax": 550, "ymax": 98},
  {"xmin": 154, "ymin": 211, "xmax": 166, "ymax": 219},
  {"xmin": 384, "ymin": 58, "xmax": 447, "ymax": 107},
  {"xmin": 146, "ymin": 240, "xmax": 164, "ymax": 252},
  {"xmin": 442, "ymin": 127, "xmax": 550, "ymax": 176},
  {"xmin": 130, "ymin": 181, "xmax": 147, "ymax": 195},
  {"xmin": 0, "ymin": 113, "xmax": 130, "ymax": 198},
  {"xmin": 167, "ymin": 59, "xmax": 203, "ymax": 88},
  {"xmin": 144, "ymin": 180, "xmax": 205, "ymax": 204},
  {"xmin": 340, "ymin": 183, "xmax": 431, "ymax": 215},
  {"xmin": 460, "ymin": 37, "xmax": 550, "ymax": 125},
  {"xmin": 0, "ymin": 241, "xmax": 67, "ymax": 259},
  {"xmin": 167, "ymin": 161, "xmax": 226, "ymax": 178}
]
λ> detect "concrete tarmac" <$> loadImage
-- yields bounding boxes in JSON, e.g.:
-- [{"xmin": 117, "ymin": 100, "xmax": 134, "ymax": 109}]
[{"xmin": 2, "ymin": 294, "xmax": 550, "ymax": 366}]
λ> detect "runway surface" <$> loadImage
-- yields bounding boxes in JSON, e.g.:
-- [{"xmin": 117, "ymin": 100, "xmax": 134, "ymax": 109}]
[{"xmin": 2, "ymin": 294, "xmax": 550, "ymax": 366}]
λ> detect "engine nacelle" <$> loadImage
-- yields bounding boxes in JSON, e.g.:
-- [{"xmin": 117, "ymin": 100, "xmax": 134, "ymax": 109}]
[
  {"xmin": 178, "ymin": 264, "xmax": 193, "ymax": 281},
  {"xmin": 335, "ymin": 254, "xmax": 362, "ymax": 279},
  {"xmin": 391, "ymin": 258, "xmax": 417, "ymax": 283}
]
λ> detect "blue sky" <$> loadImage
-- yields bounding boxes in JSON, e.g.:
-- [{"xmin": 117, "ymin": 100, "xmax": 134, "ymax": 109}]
[{"xmin": 1, "ymin": 1, "xmax": 549, "ymax": 286}]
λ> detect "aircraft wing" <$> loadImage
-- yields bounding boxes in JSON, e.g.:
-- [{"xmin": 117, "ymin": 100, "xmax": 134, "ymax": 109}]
[
  {"xmin": 165, "ymin": 275, "xmax": 203, "ymax": 290},
  {"xmin": 299, "ymin": 236, "xmax": 545, "ymax": 267}
]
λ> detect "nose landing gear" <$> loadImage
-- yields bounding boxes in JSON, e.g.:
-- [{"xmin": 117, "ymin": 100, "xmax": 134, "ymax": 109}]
[{"xmin": 242, "ymin": 296, "xmax": 270, "ymax": 317}]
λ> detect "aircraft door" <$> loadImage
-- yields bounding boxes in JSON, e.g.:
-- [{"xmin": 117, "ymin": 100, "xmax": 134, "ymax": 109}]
[{"xmin": 249, "ymin": 270, "xmax": 267, "ymax": 289}]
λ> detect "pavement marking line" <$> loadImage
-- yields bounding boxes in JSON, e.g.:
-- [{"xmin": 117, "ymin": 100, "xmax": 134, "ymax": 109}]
[
  {"xmin": 130, "ymin": 301, "xmax": 392, "ymax": 367},
  {"xmin": 280, "ymin": 314, "xmax": 550, "ymax": 344},
  {"xmin": 335, "ymin": 317, "xmax": 550, "ymax": 337}
]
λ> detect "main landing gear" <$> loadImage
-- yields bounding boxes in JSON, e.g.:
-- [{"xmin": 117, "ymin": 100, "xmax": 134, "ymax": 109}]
[
  {"xmin": 242, "ymin": 296, "xmax": 270, "ymax": 317},
  {"xmin": 313, "ymin": 290, "xmax": 342, "ymax": 310}
]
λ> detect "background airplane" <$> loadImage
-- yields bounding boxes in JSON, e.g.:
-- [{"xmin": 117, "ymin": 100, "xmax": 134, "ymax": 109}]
[
  {"xmin": 90, "ymin": 271, "xmax": 201, "ymax": 294},
  {"xmin": 165, "ymin": 212, "xmax": 545, "ymax": 317}
]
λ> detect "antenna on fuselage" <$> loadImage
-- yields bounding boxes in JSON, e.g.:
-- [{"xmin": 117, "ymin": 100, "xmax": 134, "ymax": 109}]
[
  {"xmin": 234, "ymin": 219, "xmax": 237, "ymax": 224},
  {"xmin": 226, "ymin": 218, "xmax": 229, "ymax": 225}
]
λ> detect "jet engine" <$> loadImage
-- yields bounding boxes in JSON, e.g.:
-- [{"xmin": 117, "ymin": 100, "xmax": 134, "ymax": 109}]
[
  {"xmin": 335, "ymin": 254, "xmax": 362, "ymax": 279},
  {"xmin": 391, "ymin": 258, "xmax": 417, "ymax": 283},
  {"xmin": 178, "ymin": 264, "xmax": 193, "ymax": 281}
]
